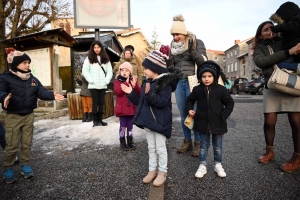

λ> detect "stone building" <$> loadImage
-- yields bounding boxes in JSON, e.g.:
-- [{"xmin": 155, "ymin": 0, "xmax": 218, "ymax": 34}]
[{"xmin": 206, "ymin": 49, "xmax": 226, "ymax": 72}]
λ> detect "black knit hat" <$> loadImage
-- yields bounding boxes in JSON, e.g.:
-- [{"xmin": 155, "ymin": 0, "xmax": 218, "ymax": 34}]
[
  {"xmin": 142, "ymin": 50, "xmax": 168, "ymax": 75},
  {"xmin": 275, "ymin": 1, "xmax": 300, "ymax": 22},
  {"xmin": 6, "ymin": 48, "xmax": 31, "ymax": 72},
  {"xmin": 197, "ymin": 60, "xmax": 220, "ymax": 82},
  {"xmin": 124, "ymin": 45, "xmax": 134, "ymax": 52}
]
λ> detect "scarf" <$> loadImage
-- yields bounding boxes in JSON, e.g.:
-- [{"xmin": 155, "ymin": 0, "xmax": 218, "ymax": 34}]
[
  {"xmin": 10, "ymin": 69, "xmax": 31, "ymax": 80},
  {"xmin": 171, "ymin": 41, "xmax": 187, "ymax": 55}
]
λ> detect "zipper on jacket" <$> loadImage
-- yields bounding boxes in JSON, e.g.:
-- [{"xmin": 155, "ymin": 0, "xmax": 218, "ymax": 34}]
[
  {"xmin": 206, "ymin": 87, "xmax": 211, "ymax": 134},
  {"xmin": 150, "ymin": 106, "xmax": 157, "ymax": 122}
]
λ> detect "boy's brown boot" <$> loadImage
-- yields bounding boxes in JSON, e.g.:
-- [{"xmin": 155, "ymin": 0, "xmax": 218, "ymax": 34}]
[
  {"xmin": 142, "ymin": 171, "xmax": 157, "ymax": 184},
  {"xmin": 177, "ymin": 139, "xmax": 193, "ymax": 153},
  {"xmin": 153, "ymin": 171, "xmax": 167, "ymax": 187},
  {"xmin": 258, "ymin": 146, "xmax": 274, "ymax": 163},
  {"xmin": 192, "ymin": 141, "xmax": 200, "ymax": 157},
  {"xmin": 281, "ymin": 152, "xmax": 300, "ymax": 172}
]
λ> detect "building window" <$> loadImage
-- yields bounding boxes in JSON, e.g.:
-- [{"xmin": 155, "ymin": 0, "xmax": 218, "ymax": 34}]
[
  {"xmin": 227, "ymin": 54, "xmax": 229, "ymax": 58},
  {"xmin": 243, "ymin": 65, "xmax": 246, "ymax": 75},
  {"xmin": 231, "ymin": 63, "xmax": 233, "ymax": 72},
  {"xmin": 235, "ymin": 62, "xmax": 237, "ymax": 71},
  {"xmin": 228, "ymin": 65, "xmax": 230, "ymax": 72},
  {"xmin": 231, "ymin": 51, "xmax": 233, "ymax": 57},
  {"xmin": 235, "ymin": 50, "xmax": 237, "ymax": 55},
  {"xmin": 223, "ymin": 58, "xmax": 226, "ymax": 62},
  {"xmin": 214, "ymin": 57, "xmax": 218, "ymax": 61}
]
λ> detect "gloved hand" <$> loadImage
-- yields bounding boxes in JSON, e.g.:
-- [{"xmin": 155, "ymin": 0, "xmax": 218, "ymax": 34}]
[{"xmin": 188, "ymin": 39, "xmax": 195, "ymax": 54}]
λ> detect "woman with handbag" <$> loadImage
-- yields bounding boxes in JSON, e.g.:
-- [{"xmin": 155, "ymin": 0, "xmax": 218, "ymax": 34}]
[
  {"xmin": 82, "ymin": 41, "xmax": 113, "ymax": 127},
  {"xmin": 252, "ymin": 21, "xmax": 300, "ymax": 172},
  {"xmin": 167, "ymin": 14, "xmax": 207, "ymax": 157}
]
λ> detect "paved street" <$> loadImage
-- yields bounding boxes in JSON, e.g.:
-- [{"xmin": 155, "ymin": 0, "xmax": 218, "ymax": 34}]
[{"xmin": 1, "ymin": 93, "xmax": 300, "ymax": 199}]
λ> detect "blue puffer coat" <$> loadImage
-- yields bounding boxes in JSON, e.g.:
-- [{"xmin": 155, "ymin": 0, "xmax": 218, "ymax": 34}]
[
  {"xmin": 0, "ymin": 71, "xmax": 55, "ymax": 114},
  {"xmin": 127, "ymin": 67, "xmax": 183, "ymax": 138}
]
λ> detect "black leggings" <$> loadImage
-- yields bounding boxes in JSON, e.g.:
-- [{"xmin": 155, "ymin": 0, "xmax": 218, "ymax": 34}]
[
  {"xmin": 264, "ymin": 112, "xmax": 300, "ymax": 153},
  {"xmin": 89, "ymin": 89, "xmax": 106, "ymax": 115}
]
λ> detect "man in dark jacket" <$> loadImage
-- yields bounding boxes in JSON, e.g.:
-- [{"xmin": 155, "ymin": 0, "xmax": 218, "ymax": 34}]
[{"xmin": 234, "ymin": 77, "xmax": 240, "ymax": 96}]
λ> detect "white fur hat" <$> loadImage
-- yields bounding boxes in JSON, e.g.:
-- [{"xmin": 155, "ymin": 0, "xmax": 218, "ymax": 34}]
[{"xmin": 170, "ymin": 14, "xmax": 187, "ymax": 35}]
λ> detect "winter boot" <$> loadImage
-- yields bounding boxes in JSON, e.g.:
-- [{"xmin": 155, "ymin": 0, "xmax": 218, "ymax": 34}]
[
  {"xmin": 258, "ymin": 146, "xmax": 274, "ymax": 163},
  {"xmin": 21, "ymin": 165, "xmax": 34, "ymax": 178},
  {"xmin": 192, "ymin": 141, "xmax": 200, "ymax": 157},
  {"xmin": 280, "ymin": 152, "xmax": 300, "ymax": 172},
  {"xmin": 153, "ymin": 171, "xmax": 167, "ymax": 187},
  {"xmin": 98, "ymin": 113, "xmax": 108, "ymax": 126},
  {"xmin": 120, "ymin": 138, "xmax": 129, "ymax": 151},
  {"xmin": 82, "ymin": 112, "xmax": 88, "ymax": 122},
  {"xmin": 3, "ymin": 169, "xmax": 17, "ymax": 184},
  {"xmin": 127, "ymin": 136, "xmax": 136, "ymax": 150},
  {"xmin": 86, "ymin": 113, "xmax": 93, "ymax": 122},
  {"xmin": 177, "ymin": 139, "xmax": 193, "ymax": 153},
  {"xmin": 142, "ymin": 170, "xmax": 157, "ymax": 183}
]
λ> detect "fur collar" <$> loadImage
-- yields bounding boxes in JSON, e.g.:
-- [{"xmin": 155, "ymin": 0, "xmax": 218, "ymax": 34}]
[
  {"xmin": 270, "ymin": 13, "xmax": 284, "ymax": 24},
  {"xmin": 154, "ymin": 66, "xmax": 184, "ymax": 92}
]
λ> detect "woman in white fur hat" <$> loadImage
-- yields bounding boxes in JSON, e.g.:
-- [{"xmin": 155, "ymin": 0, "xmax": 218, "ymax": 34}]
[{"xmin": 167, "ymin": 14, "xmax": 207, "ymax": 157}]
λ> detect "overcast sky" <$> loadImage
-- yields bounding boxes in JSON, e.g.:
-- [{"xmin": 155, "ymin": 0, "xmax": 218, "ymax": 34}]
[{"xmin": 129, "ymin": 0, "xmax": 298, "ymax": 51}]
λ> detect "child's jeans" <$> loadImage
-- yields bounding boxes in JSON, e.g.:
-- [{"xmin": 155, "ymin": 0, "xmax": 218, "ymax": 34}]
[
  {"xmin": 277, "ymin": 62, "xmax": 298, "ymax": 71},
  {"xmin": 197, "ymin": 132, "xmax": 223, "ymax": 165},
  {"xmin": 145, "ymin": 128, "xmax": 167, "ymax": 173},
  {"xmin": 3, "ymin": 113, "xmax": 34, "ymax": 169}
]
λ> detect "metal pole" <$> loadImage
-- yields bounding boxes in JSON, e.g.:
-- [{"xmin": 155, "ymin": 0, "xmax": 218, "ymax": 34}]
[{"xmin": 95, "ymin": 29, "xmax": 100, "ymax": 40}]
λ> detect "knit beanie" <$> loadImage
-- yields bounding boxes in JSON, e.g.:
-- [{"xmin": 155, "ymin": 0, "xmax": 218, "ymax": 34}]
[
  {"xmin": 119, "ymin": 62, "xmax": 133, "ymax": 74},
  {"xmin": 170, "ymin": 14, "xmax": 188, "ymax": 35},
  {"xmin": 6, "ymin": 47, "xmax": 31, "ymax": 72},
  {"xmin": 124, "ymin": 45, "xmax": 134, "ymax": 52},
  {"xmin": 142, "ymin": 50, "xmax": 168, "ymax": 75},
  {"xmin": 275, "ymin": 1, "xmax": 300, "ymax": 22},
  {"xmin": 197, "ymin": 60, "xmax": 220, "ymax": 82}
]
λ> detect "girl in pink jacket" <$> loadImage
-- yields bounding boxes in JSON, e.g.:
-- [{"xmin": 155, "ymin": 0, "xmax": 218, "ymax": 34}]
[{"xmin": 114, "ymin": 62, "xmax": 141, "ymax": 151}]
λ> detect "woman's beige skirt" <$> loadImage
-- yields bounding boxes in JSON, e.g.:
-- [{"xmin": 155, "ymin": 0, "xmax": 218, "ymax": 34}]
[{"xmin": 263, "ymin": 88, "xmax": 300, "ymax": 113}]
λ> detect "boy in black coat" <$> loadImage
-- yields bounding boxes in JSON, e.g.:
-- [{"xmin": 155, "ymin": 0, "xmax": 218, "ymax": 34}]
[
  {"xmin": 186, "ymin": 60, "xmax": 234, "ymax": 178},
  {"xmin": 270, "ymin": 1, "xmax": 300, "ymax": 74},
  {"xmin": 0, "ymin": 48, "xmax": 64, "ymax": 184}
]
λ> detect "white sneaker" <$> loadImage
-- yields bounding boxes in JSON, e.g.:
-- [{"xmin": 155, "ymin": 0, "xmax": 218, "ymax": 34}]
[
  {"xmin": 195, "ymin": 164, "xmax": 207, "ymax": 178},
  {"xmin": 214, "ymin": 163, "xmax": 226, "ymax": 177},
  {"xmin": 235, "ymin": 94, "xmax": 239, "ymax": 96}
]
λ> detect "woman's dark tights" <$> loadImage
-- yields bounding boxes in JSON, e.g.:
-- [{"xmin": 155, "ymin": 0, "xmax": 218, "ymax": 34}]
[{"xmin": 264, "ymin": 112, "xmax": 300, "ymax": 153}]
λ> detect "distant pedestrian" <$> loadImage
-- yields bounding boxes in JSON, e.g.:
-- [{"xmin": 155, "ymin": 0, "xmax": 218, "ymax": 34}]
[
  {"xmin": 234, "ymin": 76, "xmax": 240, "ymax": 95},
  {"xmin": 82, "ymin": 41, "xmax": 113, "ymax": 127},
  {"xmin": 0, "ymin": 48, "xmax": 64, "ymax": 184},
  {"xmin": 167, "ymin": 14, "xmax": 207, "ymax": 156},
  {"xmin": 76, "ymin": 73, "xmax": 93, "ymax": 123},
  {"xmin": 121, "ymin": 49, "xmax": 183, "ymax": 187},
  {"xmin": 114, "ymin": 62, "xmax": 141, "ymax": 151},
  {"xmin": 253, "ymin": 21, "xmax": 300, "ymax": 172},
  {"xmin": 113, "ymin": 45, "xmax": 144, "ymax": 85},
  {"xmin": 225, "ymin": 77, "xmax": 232, "ymax": 91},
  {"xmin": 186, "ymin": 61, "xmax": 234, "ymax": 178}
]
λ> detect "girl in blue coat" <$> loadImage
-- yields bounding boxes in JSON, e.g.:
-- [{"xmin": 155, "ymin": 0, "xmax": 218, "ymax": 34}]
[{"xmin": 121, "ymin": 49, "xmax": 183, "ymax": 187}]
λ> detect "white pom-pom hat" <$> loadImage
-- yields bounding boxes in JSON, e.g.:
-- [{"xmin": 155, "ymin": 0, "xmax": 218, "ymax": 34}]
[{"xmin": 170, "ymin": 14, "xmax": 187, "ymax": 35}]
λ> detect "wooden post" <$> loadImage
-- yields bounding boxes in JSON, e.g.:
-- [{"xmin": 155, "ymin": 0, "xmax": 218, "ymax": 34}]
[
  {"xmin": 103, "ymin": 91, "xmax": 114, "ymax": 119},
  {"xmin": 52, "ymin": 45, "xmax": 63, "ymax": 110}
]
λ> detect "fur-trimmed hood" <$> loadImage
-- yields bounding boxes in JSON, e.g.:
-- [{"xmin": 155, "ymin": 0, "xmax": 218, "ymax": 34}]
[
  {"xmin": 154, "ymin": 66, "xmax": 184, "ymax": 92},
  {"xmin": 270, "ymin": 1, "xmax": 300, "ymax": 23}
]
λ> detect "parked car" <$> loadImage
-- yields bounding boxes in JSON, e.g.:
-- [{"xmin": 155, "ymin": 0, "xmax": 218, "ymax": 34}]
[
  {"xmin": 229, "ymin": 78, "xmax": 248, "ymax": 94},
  {"xmin": 244, "ymin": 77, "xmax": 264, "ymax": 95}
]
